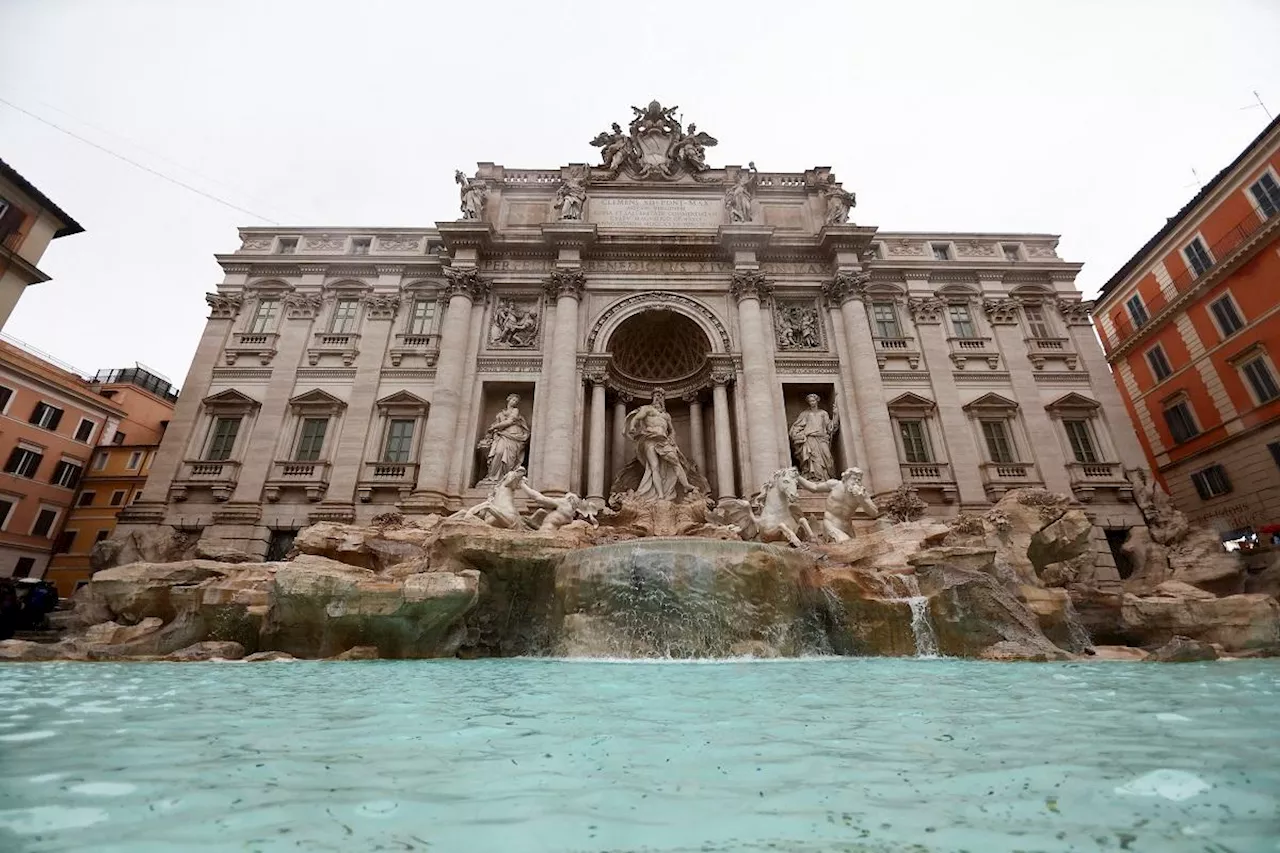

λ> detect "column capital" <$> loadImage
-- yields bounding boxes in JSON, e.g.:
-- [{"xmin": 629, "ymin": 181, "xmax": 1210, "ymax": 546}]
[
  {"xmin": 982, "ymin": 297, "xmax": 1022, "ymax": 325},
  {"xmin": 822, "ymin": 270, "xmax": 870, "ymax": 305},
  {"xmin": 907, "ymin": 296, "xmax": 947, "ymax": 324},
  {"xmin": 283, "ymin": 291, "xmax": 323, "ymax": 319},
  {"xmin": 363, "ymin": 292, "xmax": 401, "ymax": 320},
  {"xmin": 1055, "ymin": 298, "xmax": 1095, "ymax": 326},
  {"xmin": 711, "ymin": 368, "xmax": 735, "ymax": 386},
  {"xmin": 206, "ymin": 292, "xmax": 243, "ymax": 320},
  {"xmin": 544, "ymin": 268, "xmax": 586, "ymax": 300},
  {"xmin": 443, "ymin": 267, "xmax": 490, "ymax": 301},
  {"xmin": 730, "ymin": 269, "xmax": 773, "ymax": 303}
]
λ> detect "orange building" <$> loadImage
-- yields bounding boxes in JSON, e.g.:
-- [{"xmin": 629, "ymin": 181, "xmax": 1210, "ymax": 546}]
[
  {"xmin": 0, "ymin": 338, "xmax": 128, "ymax": 579},
  {"xmin": 0, "ymin": 158, "xmax": 83, "ymax": 330},
  {"xmin": 46, "ymin": 367, "xmax": 176, "ymax": 594},
  {"xmin": 1094, "ymin": 115, "xmax": 1280, "ymax": 537}
]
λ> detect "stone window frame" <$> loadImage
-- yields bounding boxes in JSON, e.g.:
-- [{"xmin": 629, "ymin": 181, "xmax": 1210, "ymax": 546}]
[
  {"xmin": 369, "ymin": 391, "xmax": 430, "ymax": 465},
  {"xmin": 1000, "ymin": 242, "xmax": 1024, "ymax": 262},
  {"xmin": 319, "ymin": 279, "xmax": 373, "ymax": 333},
  {"xmin": 962, "ymin": 393, "xmax": 1031, "ymax": 465},
  {"xmin": 936, "ymin": 284, "xmax": 985, "ymax": 340},
  {"xmin": 886, "ymin": 393, "xmax": 944, "ymax": 466},
  {"xmin": 192, "ymin": 389, "xmax": 261, "ymax": 463},
  {"xmin": 1181, "ymin": 231, "xmax": 1214, "ymax": 278},
  {"xmin": 1227, "ymin": 342, "xmax": 1280, "ymax": 408},
  {"xmin": 1189, "ymin": 463, "xmax": 1232, "ymax": 501},
  {"xmin": 279, "ymin": 390, "xmax": 347, "ymax": 465},
  {"xmin": 1144, "ymin": 342, "xmax": 1174, "ymax": 383},
  {"xmin": 1245, "ymin": 165, "xmax": 1280, "ymax": 219},
  {"xmin": 1206, "ymin": 289, "xmax": 1246, "ymax": 341},
  {"xmin": 1159, "ymin": 390, "xmax": 1201, "ymax": 445},
  {"xmin": 240, "ymin": 280, "xmax": 293, "ymax": 335},
  {"xmin": 1044, "ymin": 392, "xmax": 1117, "ymax": 466}
]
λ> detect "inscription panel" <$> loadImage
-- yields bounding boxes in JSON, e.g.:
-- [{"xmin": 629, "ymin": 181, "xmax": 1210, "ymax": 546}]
[{"xmin": 589, "ymin": 196, "xmax": 723, "ymax": 229}]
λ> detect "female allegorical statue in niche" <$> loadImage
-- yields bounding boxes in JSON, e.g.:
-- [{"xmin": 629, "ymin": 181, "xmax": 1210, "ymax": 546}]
[
  {"xmin": 789, "ymin": 393, "xmax": 839, "ymax": 482},
  {"xmin": 611, "ymin": 388, "xmax": 710, "ymax": 502},
  {"xmin": 477, "ymin": 394, "xmax": 530, "ymax": 485}
]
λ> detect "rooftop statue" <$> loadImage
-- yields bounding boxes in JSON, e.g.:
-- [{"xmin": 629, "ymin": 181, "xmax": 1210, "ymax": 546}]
[
  {"xmin": 554, "ymin": 166, "xmax": 588, "ymax": 221},
  {"xmin": 822, "ymin": 179, "xmax": 856, "ymax": 225},
  {"xmin": 589, "ymin": 100, "xmax": 719, "ymax": 180},
  {"xmin": 725, "ymin": 162, "xmax": 758, "ymax": 223},
  {"xmin": 455, "ymin": 169, "xmax": 488, "ymax": 220}
]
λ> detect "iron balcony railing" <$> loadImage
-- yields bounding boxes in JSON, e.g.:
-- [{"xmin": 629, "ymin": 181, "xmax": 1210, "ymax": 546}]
[
  {"xmin": 1107, "ymin": 206, "xmax": 1273, "ymax": 349},
  {"xmin": 91, "ymin": 367, "xmax": 179, "ymax": 402}
]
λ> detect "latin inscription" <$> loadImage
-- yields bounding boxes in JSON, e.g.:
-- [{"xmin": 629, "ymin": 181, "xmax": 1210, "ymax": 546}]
[{"xmin": 589, "ymin": 197, "xmax": 723, "ymax": 229}]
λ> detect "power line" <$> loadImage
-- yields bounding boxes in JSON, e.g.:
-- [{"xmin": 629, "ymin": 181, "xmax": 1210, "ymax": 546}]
[{"xmin": 0, "ymin": 95, "xmax": 280, "ymax": 224}]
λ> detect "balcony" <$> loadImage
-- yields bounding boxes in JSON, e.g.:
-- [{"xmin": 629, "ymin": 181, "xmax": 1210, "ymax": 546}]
[
  {"xmin": 900, "ymin": 461, "xmax": 957, "ymax": 502},
  {"xmin": 979, "ymin": 461, "xmax": 1042, "ymax": 500},
  {"xmin": 1065, "ymin": 461, "xmax": 1127, "ymax": 503},
  {"xmin": 224, "ymin": 332, "xmax": 279, "ymax": 366},
  {"xmin": 947, "ymin": 336, "xmax": 1000, "ymax": 370},
  {"xmin": 873, "ymin": 336, "xmax": 921, "ymax": 369},
  {"xmin": 1106, "ymin": 205, "xmax": 1278, "ymax": 351},
  {"xmin": 264, "ymin": 460, "xmax": 331, "ymax": 502},
  {"xmin": 1024, "ymin": 336, "xmax": 1079, "ymax": 370},
  {"xmin": 389, "ymin": 333, "xmax": 439, "ymax": 368},
  {"xmin": 308, "ymin": 332, "xmax": 360, "ymax": 366},
  {"xmin": 172, "ymin": 459, "xmax": 241, "ymax": 502},
  {"xmin": 356, "ymin": 460, "xmax": 419, "ymax": 502}
]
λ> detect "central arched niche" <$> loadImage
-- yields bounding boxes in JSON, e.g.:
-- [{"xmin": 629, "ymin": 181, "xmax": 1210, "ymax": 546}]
[{"xmin": 607, "ymin": 309, "xmax": 711, "ymax": 388}]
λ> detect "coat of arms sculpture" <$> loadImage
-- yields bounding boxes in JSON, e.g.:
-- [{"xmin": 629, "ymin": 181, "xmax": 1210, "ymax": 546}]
[{"xmin": 590, "ymin": 100, "xmax": 719, "ymax": 181}]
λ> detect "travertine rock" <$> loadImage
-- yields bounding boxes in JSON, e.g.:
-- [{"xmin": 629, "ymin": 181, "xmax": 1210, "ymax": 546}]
[
  {"xmin": 194, "ymin": 541, "xmax": 257, "ymax": 563},
  {"xmin": 915, "ymin": 561, "xmax": 1067, "ymax": 660},
  {"xmin": 333, "ymin": 645, "xmax": 379, "ymax": 660},
  {"xmin": 1167, "ymin": 529, "xmax": 1244, "ymax": 594},
  {"xmin": 91, "ymin": 526, "xmax": 197, "ymax": 571},
  {"xmin": 75, "ymin": 560, "xmax": 231, "ymax": 624},
  {"xmin": 291, "ymin": 521, "xmax": 436, "ymax": 572},
  {"xmin": 1092, "ymin": 644, "xmax": 1149, "ymax": 661},
  {"xmin": 0, "ymin": 639, "xmax": 67, "ymax": 661},
  {"xmin": 1148, "ymin": 636, "xmax": 1218, "ymax": 662},
  {"xmin": 165, "ymin": 641, "xmax": 245, "ymax": 661},
  {"xmin": 80, "ymin": 618, "xmax": 164, "ymax": 646},
  {"xmin": 1121, "ymin": 592, "xmax": 1280, "ymax": 651},
  {"xmin": 243, "ymin": 651, "xmax": 296, "ymax": 662}
]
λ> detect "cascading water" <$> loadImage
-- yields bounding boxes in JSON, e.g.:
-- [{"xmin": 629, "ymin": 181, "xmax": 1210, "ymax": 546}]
[{"xmin": 888, "ymin": 574, "xmax": 941, "ymax": 659}]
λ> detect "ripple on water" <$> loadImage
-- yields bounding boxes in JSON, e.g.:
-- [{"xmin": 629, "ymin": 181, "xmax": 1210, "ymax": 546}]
[
  {"xmin": 1115, "ymin": 769, "xmax": 1213, "ymax": 801},
  {"xmin": 0, "ymin": 730, "xmax": 56, "ymax": 742},
  {"xmin": 69, "ymin": 782, "xmax": 137, "ymax": 797},
  {"xmin": 0, "ymin": 806, "xmax": 109, "ymax": 835}
]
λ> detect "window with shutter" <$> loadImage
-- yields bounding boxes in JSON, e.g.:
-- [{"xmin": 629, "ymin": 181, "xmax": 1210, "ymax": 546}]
[
  {"xmin": 1249, "ymin": 173, "xmax": 1280, "ymax": 218},
  {"xmin": 294, "ymin": 418, "xmax": 329, "ymax": 461},
  {"xmin": 981, "ymin": 420, "xmax": 1016, "ymax": 463},
  {"xmin": 29, "ymin": 402, "xmax": 63, "ymax": 430},
  {"xmin": 898, "ymin": 420, "xmax": 933, "ymax": 463},
  {"xmin": 1063, "ymin": 420, "xmax": 1099, "ymax": 463}
]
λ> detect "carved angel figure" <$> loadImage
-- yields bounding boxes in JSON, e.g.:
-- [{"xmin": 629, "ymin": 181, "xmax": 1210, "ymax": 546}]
[
  {"xmin": 670, "ymin": 123, "xmax": 717, "ymax": 173},
  {"xmin": 590, "ymin": 122, "xmax": 632, "ymax": 172},
  {"xmin": 554, "ymin": 168, "xmax": 588, "ymax": 220},
  {"xmin": 822, "ymin": 181, "xmax": 856, "ymax": 225},
  {"xmin": 725, "ymin": 162, "xmax": 758, "ymax": 223},
  {"xmin": 455, "ymin": 170, "xmax": 488, "ymax": 220}
]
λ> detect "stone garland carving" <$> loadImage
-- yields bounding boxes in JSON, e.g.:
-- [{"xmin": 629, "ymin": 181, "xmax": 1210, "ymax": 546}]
[
  {"xmin": 544, "ymin": 268, "xmax": 586, "ymax": 300},
  {"xmin": 304, "ymin": 236, "xmax": 345, "ymax": 251},
  {"xmin": 454, "ymin": 170, "xmax": 488, "ymax": 220},
  {"xmin": 554, "ymin": 166, "xmax": 588, "ymax": 221},
  {"xmin": 983, "ymin": 298, "xmax": 1022, "ymax": 325},
  {"xmin": 377, "ymin": 236, "xmax": 423, "ymax": 252},
  {"xmin": 774, "ymin": 302, "xmax": 822, "ymax": 350},
  {"xmin": 884, "ymin": 240, "xmax": 926, "ymax": 257},
  {"xmin": 206, "ymin": 292, "xmax": 243, "ymax": 319},
  {"xmin": 364, "ymin": 293, "xmax": 401, "ymax": 320},
  {"xmin": 1026, "ymin": 244, "xmax": 1058, "ymax": 258},
  {"xmin": 489, "ymin": 298, "xmax": 540, "ymax": 348},
  {"xmin": 284, "ymin": 292, "xmax": 323, "ymax": 319},
  {"xmin": 822, "ymin": 271, "xmax": 870, "ymax": 305},
  {"xmin": 240, "ymin": 237, "xmax": 272, "ymax": 251},
  {"xmin": 822, "ymin": 180, "xmax": 856, "ymax": 225},
  {"xmin": 1055, "ymin": 298, "xmax": 1095, "ymax": 325},
  {"xmin": 955, "ymin": 241, "xmax": 997, "ymax": 257},
  {"xmin": 724, "ymin": 162, "xmax": 758, "ymax": 224},
  {"xmin": 443, "ymin": 267, "xmax": 491, "ymax": 301},
  {"xmin": 589, "ymin": 99, "xmax": 719, "ymax": 181},
  {"xmin": 907, "ymin": 296, "xmax": 947, "ymax": 324},
  {"xmin": 729, "ymin": 269, "xmax": 772, "ymax": 302}
]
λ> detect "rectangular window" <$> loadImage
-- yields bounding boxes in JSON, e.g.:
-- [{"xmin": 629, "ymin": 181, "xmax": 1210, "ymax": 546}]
[
  {"xmin": 1209, "ymin": 295, "xmax": 1244, "ymax": 338},
  {"xmin": 109, "ymin": 490, "xmax": 126, "ymax": 507},
  {"xmin": 949, "ymin": 305, "xmax": 977, "ymax": 338},
  {"xmin": 0, "ymin": 385, "xmax": 11, "ymax": 412},
  {"xmin": 1063, "ymin": 419, "xmax": 1099, "ymax": 464},
  {"xmin": 74, "ymin": 418, "xmax": 94, "ymax": 442},
  {"xmin": 13, "ymin": 557, "xmax": 34, "ymax": 579},
  {"xmin": 1249, "ymin": 173, "xmax": 1280, "ymax": 218},
  {"xmin": 898, "ymin": 420, "xmax": 933, "ymax": 464},
  {"xmin": 92, "ymin": 451, "xmax": 108, "ymax": 471},
  {"xmin": 205, "ymin": 417, "xmax": 241, "ymax": 461},
  {"xmin": 1024, "ymin": 304, "xmax": 1051, "ymax": 339},
  {"xmin": 95, "ymin": 529, "xmax": 111, "ymax": 543},
  {"xmin": 352, "ymin": 237, "xmax": 371, "ymax": 255},
  {"xmin": 1183, "ymin": 237, "xmax": 1213, "ymax": 277},
  {"xmin": 383, "ymin": 418, "xmax": 416, "ymax": 463},
  {"xmin": 1269, "ymin": 441, "xmax": 1280, "ymax": 469},
  {"xmin": 29, "ymin": 402, "xmax": 63, "ymax": 431},
  {"xmin": 871, "ymin": 302, "xmax": 901, "ymax": 338},
  {"xmin": 330, "ymin": 298, "xmax": 360, "ymax": 333},
  {"xmin": 53, "ymin": 530, "xmax": 75, "ymax": 554},
  {"xmin": 249, "ymin": 298, "xmax": 279, "ymax": 333},
  {"xmin": 277, "ymin": 237, "xmax": 297, "ymax": 254},
  {"xmin": 1241, "ymin": 357, "xmax": 1280, "ymax": 404},
  {"xmin": 0, "ymin": 498, "xmax": 13, "ymax": 529},
  {"xmin": 1001, "ymin": 243, "xmax": 1021, "ymax": 261},
  {"xmin": 408, "ymin": 299, "xmax": 435, "ymax": 336},
  {"xmin": 1163, "ymin": 401, "xmax": 1199, "ymax": 444},
  {"xmin": 78, "ymin": 491, "xmax": 95, "ymax": 507},
  {"xmin": 981, "ymin": 420, "xmax": 1016, "ymax": 464},
  {"xmin": 1146, "ymin": 345, "xmax": 1173, "ymax": 382},
  {"xmin": 126, "ymin": 450, "xmax": 143, "ymax": 470},
  {"xmin": 51, "ymin": 460, "xmax": 82, "ymax": 489},
  {"xmin": 931, "ymin": 243, "xmax": 951, "ymax": 261},
  {"xmin": 32, "ymin": 507, "xmax": 58, "ymax": 537},
  {"xmin": 1190, "ymin": 464, "xmax": 1232, "ymax": 500},
  {"xmin": 1125, "ymin": 294, "xmax": 1149, "ymax": 327},
  {"xmin": 4, "ymin": 447, "xmax": 43, "ymax": 478},
  {"xmin": 112, "ymin": 432, "xmax": 125, "ymax": 445},
  {"xmin": 294, "ymin": 417, "xmax": 328, "ymax": 462}
]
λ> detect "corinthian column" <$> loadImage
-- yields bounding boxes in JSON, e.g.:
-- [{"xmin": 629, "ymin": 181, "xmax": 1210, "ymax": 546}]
[
  {"xmin": 586, "ymin": 372, "xmax": 608, "ymax": 502},
  {"xmin": 686, "ymin": 392, "xmax": 706, "ymax": 474},
  {"xmin": 730, "ymin": 270, "xmax": 782, "ymax": 488},
  {"xmin": 611, "ymin": 395, "xmax": 628, "ymax": 485},
  {"xmin": 540, "ymin": 268, "xmax": 585, "ymax": 493},
  {"xmin": 825, "ymin": 271, "xmax": 901, "ymax": 494},
  {"xmin": 711, "ymin": 371, "xmax": 736, "ymax": 499},
  {"xmin": 412, "ymin": 268, "xmax": 489, "ymax": 509}
]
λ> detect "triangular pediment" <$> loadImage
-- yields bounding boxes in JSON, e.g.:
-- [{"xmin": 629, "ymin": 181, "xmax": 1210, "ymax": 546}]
[
  {"xmin": 202, "ymin": 388, "xmax": 260, "ymax": 409},
  {"xmin": 377, "ymin": 390, "xmax": 429, "ymax": 408},
  {"xmin": 289, "ymin": 389, "xmax": 347, "ymax": 409},
  {"xmin": 886, "ymin": 392, "xmax": 936, "ymax": 414},
  {"xmin": 962, "ymin": 392, "xmax": 1019, "ymax": 413},
  {"xmin": 1045, "ymin": 392, "xmax": 1100, "ymax": 412}
]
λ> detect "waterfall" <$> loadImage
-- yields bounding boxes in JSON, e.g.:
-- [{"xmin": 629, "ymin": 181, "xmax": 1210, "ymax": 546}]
[
  {"xmin": 890, "ymin": 574, "xmax": 940, "ymax": 659},
  {"xmin": 1063, "ymin": 598, "xmax": 1094, "ymax": 654}
]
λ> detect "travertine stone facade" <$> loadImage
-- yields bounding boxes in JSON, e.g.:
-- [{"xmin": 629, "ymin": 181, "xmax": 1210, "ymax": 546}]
[{"xmin": 120, "ymin": 103, "xmax": 1147, "ymax": 556}]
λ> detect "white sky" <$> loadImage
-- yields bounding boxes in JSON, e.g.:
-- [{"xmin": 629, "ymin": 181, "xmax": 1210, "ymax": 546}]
[{"xmin": 1, "ymin": 0, "xmax": 1276, "ymax": 385}]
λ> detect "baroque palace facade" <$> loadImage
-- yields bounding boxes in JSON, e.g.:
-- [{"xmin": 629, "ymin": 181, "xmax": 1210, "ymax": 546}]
[{"xmin": 118, "ymin": 101, "xmax": 1147, "ymax": 558}]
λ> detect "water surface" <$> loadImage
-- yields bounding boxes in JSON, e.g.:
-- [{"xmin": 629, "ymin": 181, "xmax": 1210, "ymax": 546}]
[{"xmin": 1, "ymin": 659, "xmax": 1277, "ymax": 852}]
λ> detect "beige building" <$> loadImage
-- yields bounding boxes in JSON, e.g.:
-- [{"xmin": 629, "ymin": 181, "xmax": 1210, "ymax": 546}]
[
  {"xmin": 0, "ymin": 159, "xmax": 83, "ymax": 329},
  {"xmin": 119, "ymin": 101, "xmax": 1147, "ymax": 559}
]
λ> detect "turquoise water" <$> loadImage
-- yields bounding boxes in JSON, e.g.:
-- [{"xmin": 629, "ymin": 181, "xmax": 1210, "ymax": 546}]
[{"xmin": 1, "ymin": 659, "xmax": 1278, "ymax": 852}]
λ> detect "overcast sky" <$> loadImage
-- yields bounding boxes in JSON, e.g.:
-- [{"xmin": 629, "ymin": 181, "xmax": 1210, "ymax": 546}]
[{"xmin": 1, "ymin": 0, "xmax": 1276, "ymax": 385}]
